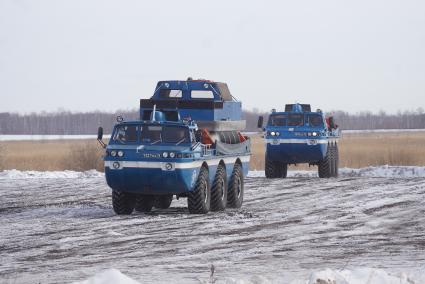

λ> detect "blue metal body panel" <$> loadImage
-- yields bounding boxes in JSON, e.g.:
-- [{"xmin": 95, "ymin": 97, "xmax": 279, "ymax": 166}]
[
  {"xmin": 140, "ymin": 80, "xmax": 242, "ymax": 122},
  {"xmin": 266, "ymin": 141, "xmax": 327, "ymax": 164},
  {"xmin": 104, "ymin": 158, "xmax": 250, "ymax": 195}
]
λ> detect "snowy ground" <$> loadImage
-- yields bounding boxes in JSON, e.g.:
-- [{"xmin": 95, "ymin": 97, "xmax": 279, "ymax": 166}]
[
  {"xmin": 1, "ymin": 129, "xmax": 425, "ymax": 141},
  {"xmin": 1, "ymin": 168, "xmax": 425, "ymax": 283}
]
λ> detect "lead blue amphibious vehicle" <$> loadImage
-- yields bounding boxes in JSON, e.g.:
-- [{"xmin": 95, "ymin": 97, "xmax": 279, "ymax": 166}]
[
  {"xmin": 258, "ymin": 104, "xmax": 340, "ymax": 178},
  {"xmin": 97, "ymin": 79, "xmax": 251, "ymax": 214}
]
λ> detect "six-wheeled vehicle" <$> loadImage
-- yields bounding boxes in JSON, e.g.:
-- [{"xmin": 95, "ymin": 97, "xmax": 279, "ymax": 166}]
[
  {"xmin": 98, "ymin": 79, "xmax": 251, "ymax": 214},
  {"xmin": 258, "ymin": 104, "xmax": 340, "ymax": 178}
]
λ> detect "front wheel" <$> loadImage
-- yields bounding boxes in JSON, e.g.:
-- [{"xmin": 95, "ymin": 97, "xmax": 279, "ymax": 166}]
[
  {"xmin": 265, "ymin": 157, "xmax": 283, "ymax": 178},
  {"xmin": 188, "ymin": 167, "xmax": 211, "ymax": 214},
  {"xmin": 112, "ymin": 190, "xmax": 136, "ymax": 215},
  {"xmin": 227, "ymin": 163, "xmax": 244, "ymax": 208},
  {"xmin": 154, "ymin": 195, "xmax": 173, "ymax": 209}
]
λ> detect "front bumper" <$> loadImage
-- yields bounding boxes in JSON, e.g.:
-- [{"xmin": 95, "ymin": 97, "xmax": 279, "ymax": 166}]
[
  {"xmin": 104, "ymin": 160, "xmax": 199, "ymax": 194},
  {"xmin": 266, "ymin": 138, "xmax": 328, "ymax": 164}
]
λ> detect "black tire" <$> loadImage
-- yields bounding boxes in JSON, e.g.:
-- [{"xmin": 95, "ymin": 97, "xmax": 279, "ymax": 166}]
[
  {"xmin": 330, "ymin": 143, "xmax": 336, "ymax": 177},
  {"xmin": 135, "ymin": 195, "xmax": 154, "ymax": 213},
  {"xmin": 211, "ymin": 164, "xmax": 227, "ymax": 211},
  {"xmin": 265, "ymin": 157, "xmax": 282, "ymax": 178},
  {"xmin": 282, "ymin": 163, "xmax": 288, "ymax": 178},
  {"xmin": 227, "ymin": 163, "xmax": 244, "ymax": 208},
  {"xmin": 154, "ymin": 195, "xmax": 173, "ymax": 209},
  {"xmin": 334, "ymin": 143, "xmax": 339, "ymax": 177},
  {"xmin": 318, "ymin": 144, "xmax": 332, "ymax": 178},
  {"xmin": 112, "ymin": 190, "xmax": 136, "ymax": 215},
  {"xmin": 188, "ymin": 167, "xmax": 211, "ymax": 214}
]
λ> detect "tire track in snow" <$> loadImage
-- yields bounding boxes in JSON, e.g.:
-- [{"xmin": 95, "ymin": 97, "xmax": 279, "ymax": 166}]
[{"xmin": 0, "ymin": 176, "xmax": 424, "ymax": 283}]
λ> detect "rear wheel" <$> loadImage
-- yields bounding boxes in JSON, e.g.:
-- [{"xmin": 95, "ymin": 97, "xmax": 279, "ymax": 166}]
[
  {"xmin": 334, "ymin": 143, "xmax": 339, "ymax": 177},
  {"xmin": 154, "ymin": 195, "xmax": 173, "ymax": 209},
  {"xmin": 211, "ymin": 164, "xmax": 227, "ymax": 211},
  {"xmin": 318, "ymin": 144, "xmax": 332, "ymax": 178},
  {"xmin": 282, "ymin": 163, "xmax": 288, "ymax": 178},
  {"xmin": 188, "ymin": 167, "xmax": 211, "ymax": 214},
  {"xmin": 227, "ymin": 163, "xmax": 244, "ymax": 208},
  {"xmin": 135, "ymin": 195, "xmax": 154, "ymax": 213},
  {"xmin": 112, "ymin": 190, "xmax": 136, "ymax": 215},
  {"xmin": 330, "ymin": 143, "xmax": 336, "ymax": 177}
]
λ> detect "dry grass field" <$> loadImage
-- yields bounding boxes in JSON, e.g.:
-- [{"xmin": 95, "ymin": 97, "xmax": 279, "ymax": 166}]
[{"xmin": 0, "ymin": 132, "xmax": 424, "ymax": 171}]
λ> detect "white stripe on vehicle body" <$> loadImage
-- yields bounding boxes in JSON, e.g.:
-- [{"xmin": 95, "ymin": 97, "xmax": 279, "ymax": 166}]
[
  {"xmin": 105, "ymin": 155, "xmax": 250, "ymax": 170},
  {"xmin": 266, "ymin": 139, "xmax": 338, "ymax": 145}
]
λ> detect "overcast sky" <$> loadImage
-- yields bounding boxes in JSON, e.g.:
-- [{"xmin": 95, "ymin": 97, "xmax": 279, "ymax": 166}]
[{"xmin": 0, "ymin": 0, "xmax": 424, "ymax": 114}]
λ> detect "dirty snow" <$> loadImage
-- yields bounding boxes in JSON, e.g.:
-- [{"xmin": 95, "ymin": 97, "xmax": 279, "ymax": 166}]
[
  {"xmin": 0, "ymin": 134, "xmax": 98, "ymax": 141},
  {"xmin": 77, "ymin": 267, "xmax": 425, "ymax": 284},
  {"xmin": 0, "ymin": 169, "xmax": 103, "ymax": 179},
  {"xmin": 1, "ymin": 129, "xmax": 424, "ymax": 141},
  {"xmin": 250, "ymin": 165, "xmax": 425, "ymax": 178},
  {"xmin": 1, "ymin": 165, "xmax": 425, "ymax": 180},
  {"xmin": 1, "ymin": 168, "xmax": 424, "ymax": 283}
]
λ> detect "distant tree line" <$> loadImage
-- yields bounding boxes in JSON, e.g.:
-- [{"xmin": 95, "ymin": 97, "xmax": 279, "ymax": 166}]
[{"xmin": 0, "ymin": 108, "xmax": 424, "ymax": 134}]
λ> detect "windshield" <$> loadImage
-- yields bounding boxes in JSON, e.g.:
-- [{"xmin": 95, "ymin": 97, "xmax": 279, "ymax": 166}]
[
  {"xmin": 113, "ymin": 124, "xmax": 191, "ymax": 145},
  {"xmin": 307, "ymin": 114, "xmax": 324, "ymax": 127},
  {"xmin": 268, "ymin": 114, "xmax": 287, "ymax": 126},
  {"xmin": 269, "ymin": 113, "xmax": 322, "ymax": 127},
  {"xmin": 287, "ymin": 114, "xmax": 304, "ymax": 126},
  {"xmin": 141, "ymin": 125, "xmax": 190, "ymax": 145},
  {"xmin": 112, "ymin": 125, "xmax": 139, "ymax": 143}
]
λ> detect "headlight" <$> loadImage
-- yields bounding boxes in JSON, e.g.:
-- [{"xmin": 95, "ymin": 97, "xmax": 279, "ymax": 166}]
[
  {"xmin": 111, "ymin": 150, "xmax": 117, "ymax": 157},
  {"xmin": 117, "ymin": 150, "xmax": 124, "ymax": 157},
  {"xmin": 312, "ymin": 132, "xmax": 317, "ymax": 137},
  {"xmin": 162, "ymin": 152, "xmax": 168, "ymax": 158},
  {"xmin": 169, "ymin": 152, "xmax": 175, "ymax": 158},
  {"xmin": 270, "ymin": 131, "xmax": 276, "ymax": 136},
  {"xmin": 276, "ymin": 132, "xmax": 280, "ymax": 136}
]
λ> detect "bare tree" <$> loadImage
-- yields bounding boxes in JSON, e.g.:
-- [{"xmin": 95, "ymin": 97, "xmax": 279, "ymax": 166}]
[{"xmin": 0, "ymin": 108, "xmax": 424, "ymax": 134}]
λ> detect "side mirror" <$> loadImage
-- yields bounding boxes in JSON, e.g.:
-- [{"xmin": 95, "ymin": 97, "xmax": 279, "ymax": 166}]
[
  {"xmin": 97, "ymin": 127, "xmax": 106, "ymax": 148},
  {"xmin": 97, "ymin": 127, "xmax": 103, "ymax": 140},
  {"xmin": 257, "ymin": 116, "xmax": 264, "ymax": 128}
]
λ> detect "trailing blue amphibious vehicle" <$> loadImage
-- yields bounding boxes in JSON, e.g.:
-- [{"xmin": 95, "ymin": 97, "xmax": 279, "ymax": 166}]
[
  {"xmin": 258, "ymin": 104, "xmax": 340, "ymax": 178},
  {"xmin": 97, "ymin": 79, "xmax": 251, "ymax": 214}
]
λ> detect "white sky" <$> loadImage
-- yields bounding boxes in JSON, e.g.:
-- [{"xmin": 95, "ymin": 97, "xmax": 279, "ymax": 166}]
[{"xmin": 0, "ymin": 0, "xmax": 424, "ymax": 114}]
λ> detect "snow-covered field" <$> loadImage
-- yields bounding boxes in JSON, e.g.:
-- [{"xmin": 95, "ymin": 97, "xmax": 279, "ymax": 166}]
[
  {"xmin": 1, "ymin": 168, "xmax": 425, "ymax": 283},
  {"xmin": 1, "ymin": 129, "xmax": 425, "ymax": 141}
]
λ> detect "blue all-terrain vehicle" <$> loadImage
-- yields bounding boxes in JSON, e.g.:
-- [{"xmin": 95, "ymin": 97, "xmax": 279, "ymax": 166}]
[
  {"xmin": 97, "ymin": 79, "xmax": 251, "ymax": 214},
  {"xmin": 257, "ymin": 104, "xmax": 340, "ymax": 178}
]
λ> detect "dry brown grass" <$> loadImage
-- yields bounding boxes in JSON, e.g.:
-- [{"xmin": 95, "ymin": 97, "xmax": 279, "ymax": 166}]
[
  {"xmin": 0, "ymin": 132, "xmax": 424, "ymax": 171},
  {"xmin": 0, "ymin": 140, "xmax": 104, "ymax": 171},
  {"xmin": 339, "ymin": 132, "xmax": 425, "ymax": 168},
  {"xmin": 0, "ymin": 145, "xmax": 5, "ymax": 171},
  {"xmin": 249, "ymin": 132, "xmax": 425, "ymax": 170}
]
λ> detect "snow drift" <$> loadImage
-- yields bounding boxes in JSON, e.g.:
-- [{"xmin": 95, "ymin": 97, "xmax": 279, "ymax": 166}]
[
  {"xmin": 75, "ymin": 268, "xmax": 425, "ymax": 284},
  {"xmin": 1, "ymin": 166, "xmax": 425, "ymax": 180},
  {"xmin": 0, "ymin": 169, "xmax": 102, "ymax": 179},
  {"xmin": 248, "ymin": 165, "xmax": 425, "ymax": 178}
]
